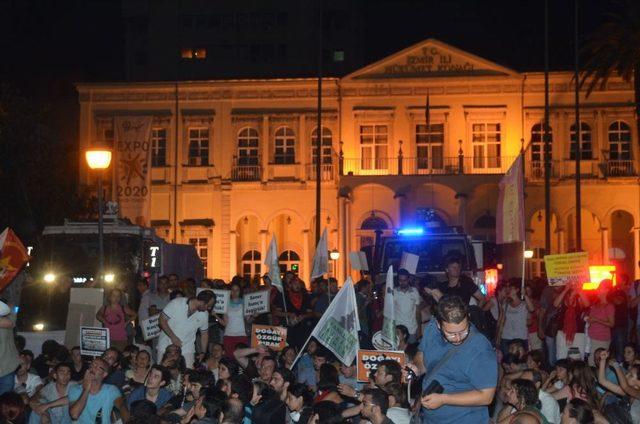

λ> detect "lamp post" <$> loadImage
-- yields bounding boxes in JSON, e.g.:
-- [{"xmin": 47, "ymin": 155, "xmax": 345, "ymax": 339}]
[
  {"xmin": 86, "ymin": 149, "xmax": 112, "ymax": 278},
  {"xmin": 329, "ymin": 249, "xmax": 340, "ymax": 278}
]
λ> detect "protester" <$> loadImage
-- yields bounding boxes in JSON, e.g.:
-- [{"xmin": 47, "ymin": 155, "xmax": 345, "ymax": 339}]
[
  {"xmin": 96, "ymin": 288, "xmax": 137, "ymax": 351},
  {"xmin": 28, "ymin": 362, "xmax": 76, "ymax": 424},
  {"xmin": 497, "ymin": 280, "xmax": 535, "ymax": 355},
  {"xmin": 125, "ymin": 349, "xmax": 152, "ymax": 390},
  {"xmin": 586, "ymin": 280, "xmax": 614, "ymax": 366},
  {"xmin": 0, "ymin": 300, "xmax": 20, "ymax": 396},
  {"xmin": 126, "ymin": 364, "xmax": 172, "ymax": 409},
  {"xmin": 393, "ymin": 268, "xmax": 423, "ymax": 342},
  {"xmin": 553, "ymin": 282, "xmax": 590, "ymax": 361},
  {"xmin": 220, "ymin": 281, "xmax": 249, "ymax": 355},
  {"xmin": 13, "ymin": 350, "xmax": 44, "ymax": 402}
]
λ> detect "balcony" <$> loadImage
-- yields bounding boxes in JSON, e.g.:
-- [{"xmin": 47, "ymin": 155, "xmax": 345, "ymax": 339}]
[
  {"xmin": 231, "ymin": 164, "xmax": 262, "ymax": 181},
  {"xmin": 605, "ymin": 160, "xmax": 636, "ymax": 177},
  {"xmin": 341, "ymin": 156, "xmax": 515, "ymax": 176},
  {"xmin": 525, "ymin": 159, "xmax": 637, "ymax": 181},
  {"xmin": 305, "ymin": 163, "xmax": 336, "ymax": 181}
]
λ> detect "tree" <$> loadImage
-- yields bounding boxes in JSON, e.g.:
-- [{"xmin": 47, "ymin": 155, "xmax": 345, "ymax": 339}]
[{"xmin": 580, "ymin": 0, "xmax": 640, "ymax": 143}]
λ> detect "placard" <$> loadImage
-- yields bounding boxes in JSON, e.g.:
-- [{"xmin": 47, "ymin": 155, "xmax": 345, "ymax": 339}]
[
  {"xmin": 141, "ymin": 315, "xmax": 160, "ymax": 341},
  {"xmin": 544, "ymin": 252, "xmax": 590, "ymax": 286},
  {"xmin": 196, "ymin": 288, "xmax": 230, "ymax": 314},
  {"xmin": 399, "ymin": 252, "xmax": 419, "ymax": 275},
  {"xmin": 356, "ymin": 349, "xmax": 405, "ymax": 382},
  {"xmin": 80, "ymin": 326, "xmax": 110, "ymax": 356},
  {"xmin": 250, "ymin": 324, "xmax": 288, "ymax": 351},
  {"xmin": 244, "ymin": 290, "xmax": 270, "ymax": 316},
  {"xmin": 349, "ymin": 251, "xmax": 369, "ymax": 271}
]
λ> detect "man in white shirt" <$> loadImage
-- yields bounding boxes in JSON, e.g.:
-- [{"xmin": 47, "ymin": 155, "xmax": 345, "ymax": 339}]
[
  {"xmin": 14, "ymin": 350, "xmax": 43, "ymax": 402},
  {"xmin": 393, "ymin": 268, "xmax": 422, "ymax": 342},
  {"xmin": 137, "ymin": 279, "xmax": 159, "ymax": 322},
  {"xmin": 157, "ymin": 290, "xmax": 215, "ymax": 368}
]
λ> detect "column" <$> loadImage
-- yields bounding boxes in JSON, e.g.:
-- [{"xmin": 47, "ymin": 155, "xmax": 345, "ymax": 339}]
[
  {"xmin": 302, "ymin": 230, "xmax": 310, "ymax": 284},
  {"xmin": 338, "ymin": 195, "xmax": 346, "ymax": 283},
  {"xmin": 455, "ymin": 193, "xmax": 468, "ymax": 232},
  {"xmin": 260, "ymin": 230, "xmax": 268, "ymax": 265},
  {"xmin": 345, "ymin": 197, "xmax": 353, "ymax": 280},
  {"xmin": 229, "ymin": 230, "xmax": 237, "ymax": 278},
  {"xmin": 261, "ymin": 115, "xmax": 269, "ymax": 182},
  {"xmin": 299, "ymin": 114, "xmax": 307, "ymax": 180},
  {"xmin": 633, "ymin": 227, "xmax": 640, "ymax": 280},
  {"xmin": 394, "ymin": 192, "xmax": 405, "ymax": 227},
  {"xmin": 556, "ymin": 228, "xmax": 565, "ymax": 254},
  {"xmin": 601, "ymin": 227, "xmax": 609, "ymax": 264}
]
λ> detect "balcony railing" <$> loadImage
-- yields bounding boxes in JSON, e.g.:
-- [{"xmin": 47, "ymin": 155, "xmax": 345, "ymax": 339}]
[
  {"xmin": 305, "ymin": 163, "xmax": 336, "ymax": 181},
  {"xmin": 341, "ymin": 156, "xmax": 516, "ymax": 176},
  {"xmin": 605, "ymin": 160, "xmax": 636, "ymax": 177},
  {"xmin": 525, "ymin": 159, "xmax": 636, "ymax": 180},
  {"xmin": 231, "ymin": 164, "xmax": 262, "ymax": 181}
]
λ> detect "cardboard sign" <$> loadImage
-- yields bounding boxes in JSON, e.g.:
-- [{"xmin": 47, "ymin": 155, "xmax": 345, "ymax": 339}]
[
  {"xmin": 399, "ymin": 252, "xmax": 419, "ymax": 275},
  {"xmin": 65, "ymin": 288, "xmax": 104, "ymax": 348},
  {"xmin": 80, "ymin": 326, "xmax": 110, "ymax": 356},
  {"xmin": 544, "ymin": 252, "xmax": 590, "ymax": 286},
  {"xmin": 244, "ymin": 290, "xmax": 270, "ymax": 316},
  {"xmin": 251, "ymin": 324, "xmax": 288, "ymax": 351},
  {"xmin": 196, "ymin": 288, "xmax": 230, "ymax": 314},
  {"xmin": 356, "ymin": 349, "xmax": 405, "ymax": 382},
  {"xmin": 349, "ymin": 251, "xmax": 369, "ymax": 271},
  {"xmin": 141, "ymin": 315, "xmax": 160, "ymax": 341}
]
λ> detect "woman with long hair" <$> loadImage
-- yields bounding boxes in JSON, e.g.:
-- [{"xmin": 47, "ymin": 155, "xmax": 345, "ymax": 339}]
[
  {"xmin": 552, "ymin": 361, "xmax": 598, "ymax": 412},
  {"xmin": 96, "ymin": 288, "xmax": 137, "ymax": 351},
  {"xmin": 597, "ymin": 350, "xmax": 640, "ymax": 423},
  {"xmin": 561, "ymin": 399, "xmax": 595, "ymax": 424},
  {"xmin": 499, "ymin": 378, "xmax": 547, "ymax": 423},
  {"xmin": 219, "ymin": 281, "xmax": 249, "ymax": 355},
  {"xmin": 552, "ymin": 282, "xmax": 590, "ymax": 361},
  {"xmin": 585, "ymin": 280, "xmax": 614, "ymax": 366},
  {"xmin": 125, "ymin": 349, "xmax": 152, "ymax": 390},
  {"xmin": 313, "ymin": 364, "xmax": 342, "ymax": 404}
]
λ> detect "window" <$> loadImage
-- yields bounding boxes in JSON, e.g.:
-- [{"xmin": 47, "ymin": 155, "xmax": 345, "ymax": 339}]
[
  {"xmin": 360, "ymin": 125, "xmax": 388, "ymax": 170},
  {"xmin": 528, "ymin": 247, "xmax": 546, "ymax": 278},
  {"xmin": 333, "ymin": 50, "xmax": 345, "ymax": 62},
  {"xmin": 151, "ymin": 128, "xmax": 167, "ymax": 167},
  {"xmin": 241, "ymin": 250, "xmax": 261, "ymax": 278},
  {"xmin": 530, "ymin": 123, "xmax": 553, "ymax": 162},
  {"xmin": 570, "ymin": 122, "xmax": 592, "ymax": 160},
  {"xmin": 237, "ymin": 127, "xmax": 259, "ymax": 165},
  {"xmin": 279, "ymin": 250, "xmax": 300, "ymax": 274},
  {"xmin": 188, "ymin": 237, "xmax": 208, "ymax": 276},
  {"xmin": 608, "ymin": 121, "xmax": 632, "ymax": 160},
  {"xmin": 311, "ymin": 127, "xmax": 333, "ymax": 164},
  {"xmin": 188, "ymin": 128, "xmax": 209, "ymax": 166},
  {"xmin": 274, "ymin": 127, "xmax": 295, "ymax": 164},
  {"xmin": 416, "ymin": 123, "xmax": 444, "ymax": 170},
  {"xmin": 472, "ymin": 123, "xmax": 501, "ymax": 168}
]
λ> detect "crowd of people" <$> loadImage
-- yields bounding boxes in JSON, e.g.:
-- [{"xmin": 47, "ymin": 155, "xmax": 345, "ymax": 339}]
[{"xmin": 1, "ymin": 256, "xmax": 639, "ymax": 424}]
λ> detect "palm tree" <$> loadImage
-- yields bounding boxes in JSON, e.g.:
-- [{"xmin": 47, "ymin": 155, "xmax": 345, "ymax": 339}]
[{"xmin": 580, "ymin": 0, "xmax": 640, "ymax": 140}]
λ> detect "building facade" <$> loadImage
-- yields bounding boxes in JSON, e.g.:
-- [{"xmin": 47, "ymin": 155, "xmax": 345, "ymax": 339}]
[{"xmin": 77, "ymin": 39, "xmax": 640, "ymax": 282}]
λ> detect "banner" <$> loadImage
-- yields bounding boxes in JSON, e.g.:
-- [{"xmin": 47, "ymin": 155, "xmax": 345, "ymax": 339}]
[
  {"xmin": 114, "ymin": 116, "xmax": 153, "ymax": 226},
  {"xmin": 310, "ymin": 228, "xmax": 328, "ymax": 280},
  {"xmin": 244, "ymin": 290, "xmax": 270, "ymax": 316},
  {"xmin": 251, "ymin": 324, "xmax": 288, "ymax": 351},
  {"xmin": 80, "ymin": 326, "xmax": 110, "ymax": 356},
  {"xmin": 544, "ymin": 252, "xmax": 590, "ymax": 286},
  {"xmin": 356, "ymin": 349, "xmax": 405, "ymax": 382},
  {"xmin": 308, "ymin": 277, "xmax": 360, "ymax": 365},
  {"xmin": 0, "ymin": 228, "xmax": 29, "ymax": 292},
  {"xmin": 381, "ymin": 266, "xmax": 397, "ymax": 349},
  {"xmin": 264, "ymin": 236, "xmax": 283, "ymax": 292},
  {"xmin": 141, "ymin": 315, "xmax": 160, "ymax": 341},
  {"xmin": 496, "ymin": 155, "xmax": 525, "ymax": 244},
  {"xmin": 349, "ymin": 251, "xmax": 368, "ymax": 271},
  {"xmin": 196, "ymin": 288, "xmax": 229, "ymax": 314}
]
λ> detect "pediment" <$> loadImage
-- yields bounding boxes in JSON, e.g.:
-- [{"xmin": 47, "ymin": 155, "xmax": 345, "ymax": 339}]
[{"xmin": 345, "ymin": 39, "xmax": 519, "ymax": 80}]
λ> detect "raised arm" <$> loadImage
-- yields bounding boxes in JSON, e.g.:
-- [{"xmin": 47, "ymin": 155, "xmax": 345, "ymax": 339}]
[{"xmin": 597, "ymin": 354, "xmax": 625, "ymax": 396}]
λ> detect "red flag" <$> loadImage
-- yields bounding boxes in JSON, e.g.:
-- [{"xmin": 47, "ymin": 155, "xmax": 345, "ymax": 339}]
[{"xmin": 0, "ymin": 228, "xmax": 29, "ymax": 291}]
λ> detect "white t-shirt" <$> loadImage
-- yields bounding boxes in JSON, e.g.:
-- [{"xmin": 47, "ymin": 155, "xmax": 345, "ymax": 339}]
[
  {"xmin": 157, "ymin": 298, "xmax": 209, "ymax": 354},
  {"xmin": 393, "ymin": 287, "xmax": 422, "ymax": 334},
  {"xmin": 387, "ymin": 406, "xmax": 411, "ymax": 424},
  {"xmin": 539, "ymin": 389, "xmax": 561, "ymax": 424},
  {"xmin": 224, "ymin": 301, "xmax": 246, "ymax": 337},
  {"xmin": 14, "ymin": 372, "xmax": 43, "ymax": 397}
]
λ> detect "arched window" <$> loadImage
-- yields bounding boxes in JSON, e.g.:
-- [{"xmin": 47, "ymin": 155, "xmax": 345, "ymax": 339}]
[
  {"xmin": 279, "ymin": 250, "xmax": 300, "ymax": 274},
  {"xmin": 360, "ymin": 214, "xmax": 388, "ymax": 249},
  {"xmin": 274, "ymin": 127, "xmax": 296, "ymax": 164},
  {"xmin": 472, "ymin": 214, "xmax": 496, "ymax": 242},
  {"xmin": 530, "ymin": 123, "xmax": 552, "ymax": 163},
  {"xmin": 570, "ymin": 122, "xmax": 592, "ymax": 160},
  {"xmin": 311, "ymin": 127, "xmax": 333, "ymax": 164},
  {"xmin": 237, "ymin": 128, "xmax": 259, "ymax": 165},
  {"xmin": 241, "ymin": 250, "xmax": 261, "ymax": 278},
  {"xmin": 608, "ymin": 121, "xmax": 632, "ymax": 161}
]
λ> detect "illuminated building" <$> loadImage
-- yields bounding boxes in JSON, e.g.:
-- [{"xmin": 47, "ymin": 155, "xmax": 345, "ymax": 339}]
[{"xmin": 77, "ymin": 39, "xmax": 639, "ymax": 282}]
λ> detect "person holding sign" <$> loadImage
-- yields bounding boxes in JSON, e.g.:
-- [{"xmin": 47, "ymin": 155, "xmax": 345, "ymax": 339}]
[
  {"xmin": 157, "ymin": 290, "xmax": 216, "ymax": 368},
  {"xmin": 219, "ymin": 281, "xmax": 249, "ymax": 356},
  {"xmin": 552, "ymin": 281, "xmax": 591, "ymax": 361}
]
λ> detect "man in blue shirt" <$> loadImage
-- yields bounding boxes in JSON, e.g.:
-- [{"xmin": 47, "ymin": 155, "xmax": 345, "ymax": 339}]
[
  {"xmin": 419, "ymin": 295, "xmax": 498, "ymax": 423},
  {"xmin": 126, "ymin": 365, "xmax": 173, "ymax": 409}
]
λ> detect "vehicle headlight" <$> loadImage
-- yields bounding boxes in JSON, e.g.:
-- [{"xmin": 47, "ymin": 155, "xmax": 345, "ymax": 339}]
[
  {"xmin": 33, "ymin": 323, "xmax": 45, "ymax": 331},
  {"xmin": 104, "ymin": 273, "xmax": 115, "ymax": 283},
  {"xmin": 43, "ymin": 273, "xmax": 56, "ymax": 283}
]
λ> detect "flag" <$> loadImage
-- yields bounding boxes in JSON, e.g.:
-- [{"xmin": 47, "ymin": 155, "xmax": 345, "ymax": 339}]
[
  {"xmin": 0, "ymin": 228, "xmax": 29, "ymax": 291},
  {"xmin": 310, "ymin": 228, "xmax": 328, "ymax": 280},
  {"xmin": 497, "ymin": 155, "xmax": 525, "ymax": 244},
  {"xmin": 264, "ymin": 236, "xmax": 283, "ymax": 292},
  {"xmin": 381, "ymin": 266, "xmax": 397, "ymax": 349},
  {"xmin": 309, "ymin": 277, "xmax": 360, "ymax": 365}
]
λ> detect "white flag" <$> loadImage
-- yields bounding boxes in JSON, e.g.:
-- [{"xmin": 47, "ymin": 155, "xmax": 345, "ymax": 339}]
[
  {"xmin": 264, "ymin": 236, "xmax": 283, "ymax": 292},
  {"xmin": 381, "ymin": 266, "xmax": 397, "ymax": 349},
  {"xmin": 310, "ymin": 277, "xmax": 360, "ymax": 365},
  {"xmin": 310, "ymin": 228, "xmax": 328, "ymax": 280}
]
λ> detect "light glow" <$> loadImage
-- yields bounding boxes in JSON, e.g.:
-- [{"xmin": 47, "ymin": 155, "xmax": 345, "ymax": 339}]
[
  {"xmin": 329, "ymin": 249, "xmax": 340, "ymax": 260},
  {"xmin": 43, "ymin": 273, "xmax": 56, "ymax": 283},
  {"xmin": 485, "ymin": 268, "xmax": 498, "ymax": 297},
  {"xmin": 104, "ymin": 273, "xmax": 115, "ymax": 283},
  {"xmin": 523, "ymin": 250, "xmax": 534, "ymax": 259},
  {"xmin": 397, "ymin": 227, "xmax": 424, "ymax": 236},
  {"xmin": 582, "ymin": 265, "xmax": 616, "ymax": 291},
  {"xmin": 33, "ymin": 323, "xmax": 45, "ymax": 331},
  {"xmin": 85, "ymin": 149, "xmax": 112, "ymax": 170}
]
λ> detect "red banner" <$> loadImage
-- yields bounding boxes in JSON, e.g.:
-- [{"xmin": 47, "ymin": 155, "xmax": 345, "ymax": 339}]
[{"xmin": 0, "ymin": 228, "xmax": 29, "ymax": 291}]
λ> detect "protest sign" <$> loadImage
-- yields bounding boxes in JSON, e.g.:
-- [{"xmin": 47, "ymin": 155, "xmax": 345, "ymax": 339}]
[
  {"xmin": 196, "ymin": 288, "xmax": 229, "ymax": 314},
  {"xmin": 244, "ymin": 290, "xmax": 270, "ymax": 316},
  {"xmin": 544, "ymin": 252, "xmax": 590, "ymax": 286},
  {"xmin": 356, "ymin": 349, "xmax": 405, "ymax": 382},
  {"xmin": 399, "ymin": 252, "xmax": 419, "ymax": 275},
  {"xmin": 251, "ymin": 324, "xmax": 288, "ymax": 351},
  {"xmin": 141, "ymin": 315, "xmax": 160, "ymax": 341},
  {"xmin": 80, "ymin": 326, "xmax": 110, "ymax": 356},
  {"xmin": 349, "ymin": 251, "xmax": 369, "ymax": 271}
]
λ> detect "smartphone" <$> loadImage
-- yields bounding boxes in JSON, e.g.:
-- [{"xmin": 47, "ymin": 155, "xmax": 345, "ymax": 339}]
[{"xmin": 422, "ymin": 379, "xmax": 444, "ymax": 396}]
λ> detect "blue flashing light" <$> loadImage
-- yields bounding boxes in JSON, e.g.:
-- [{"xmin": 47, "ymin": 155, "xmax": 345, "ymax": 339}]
[{"xmin": 397, "ymin": 227, "xmax": 424, "ymax": 236}]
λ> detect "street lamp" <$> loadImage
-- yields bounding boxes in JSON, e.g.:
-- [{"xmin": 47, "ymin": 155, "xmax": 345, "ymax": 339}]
[
  {"xmin": 329, "ymin": 249, "xmax": 340, "ymax": 261},
  {"xmin": 86, "ymin": 148, "xmax": 112, "ymax": 278},
  {"xmin": 523, "ymin": 249, "xmax": 534, "ymax": 259}
]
